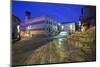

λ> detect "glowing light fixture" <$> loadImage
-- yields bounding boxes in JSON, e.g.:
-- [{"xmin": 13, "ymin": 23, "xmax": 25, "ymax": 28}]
[
  {"xmin": 17, "ymin": 25, "xmax": 20, "ymax": 33},
  {"xmin": 58, "ymin": 23, "xmax": 61, "ymax": 26},
  {"xmin": 61, "ymin": 25, "xmax": 64, "ymax": 30},
  {"xmin": 70, "ymin": 24, "xmax": 73, "ymax": 30},
  {"xmin": 79, "ymin": 21, "xmax": 81, "ymax": 26}
]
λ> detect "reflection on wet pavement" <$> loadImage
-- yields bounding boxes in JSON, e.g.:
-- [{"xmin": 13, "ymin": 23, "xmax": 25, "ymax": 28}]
[{"xmin": 12, "ymin": 27, "xmax": 96, "ymax": 65}]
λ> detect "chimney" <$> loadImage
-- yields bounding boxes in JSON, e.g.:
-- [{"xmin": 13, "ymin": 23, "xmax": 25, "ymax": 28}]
[{"xmin": 24, "ymin": 11, "xmax": 31, "ymax": 23}]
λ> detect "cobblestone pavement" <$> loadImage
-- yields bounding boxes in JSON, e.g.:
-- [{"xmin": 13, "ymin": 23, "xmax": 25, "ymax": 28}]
[{"xmin": 12, "ymin": 27, "xmax": 96, "ymax": 66}]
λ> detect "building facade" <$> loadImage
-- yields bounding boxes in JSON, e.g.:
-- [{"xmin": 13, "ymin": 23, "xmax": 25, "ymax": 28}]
[
  {"xmin": 61, "ymin": 22, "xmax": 76, "ymax": 35},
  {"xmin": 12, "ymin": 15, "xmax": 21, "ymax": 40},
  {"xmin": 20, "ymin": 12, "xmax": 59, "ymax": 38},
  {"xmin": 80, "ymin": 6, "xmax": 96, "ymax": 32}
]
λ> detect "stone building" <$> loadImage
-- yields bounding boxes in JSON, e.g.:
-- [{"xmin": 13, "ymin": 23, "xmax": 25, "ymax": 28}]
[
  {"xmin": 80, "ymin": 6, "xmax": 96, "ymax": 32},
  {"xmin": 20, "ymin": 12, "xmax": 59, "ymax": 38},
  {"xmin": 61, "ymin": 22, "xmax": 76, "ymax": 35},
  {"xmin": 12, "ymin": 15, "xmax": 21, "ymax": 40}
]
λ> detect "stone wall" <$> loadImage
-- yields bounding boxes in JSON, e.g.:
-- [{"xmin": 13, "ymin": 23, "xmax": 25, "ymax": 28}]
[{"xmin": 55, "ymin": 27, "xmax": 96, "ymax": 62}]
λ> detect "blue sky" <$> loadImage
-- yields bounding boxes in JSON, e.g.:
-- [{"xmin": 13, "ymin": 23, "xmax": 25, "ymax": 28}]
[{"xmin": 12, "ymin": 1, "xmax": 83, "ymax": 23}]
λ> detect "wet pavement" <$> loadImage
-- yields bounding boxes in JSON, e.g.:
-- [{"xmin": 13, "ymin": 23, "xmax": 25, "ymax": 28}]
[{"xmin": 12, "ymin": 28, "xmax": 96, "ymax": 66}]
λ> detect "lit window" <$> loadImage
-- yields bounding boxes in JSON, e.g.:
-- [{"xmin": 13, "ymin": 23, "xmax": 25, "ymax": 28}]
[{"xmin": 70, "ymin": 24, "xmax": 73, "ymax": 30}]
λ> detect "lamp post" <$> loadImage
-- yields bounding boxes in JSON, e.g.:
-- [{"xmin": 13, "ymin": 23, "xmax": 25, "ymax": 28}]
[
  {"xmin": 61, "ymin": 25, "xmax": 64, "ymax": 31},
  {"xmin": 79, "ymin": 21, "xmax": 81, "ymax": 31},
  {"xmin": 58, "ymin": 23, "xmax": 61, "ymax": 33}
]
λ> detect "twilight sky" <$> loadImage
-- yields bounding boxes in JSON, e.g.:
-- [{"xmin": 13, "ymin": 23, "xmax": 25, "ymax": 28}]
[{"xmin": 12, "ymin": 1, "xmax": 83, "ymax": 23}]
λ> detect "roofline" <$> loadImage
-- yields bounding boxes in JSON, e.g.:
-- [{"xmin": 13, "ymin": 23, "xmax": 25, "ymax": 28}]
[{"xmin": 61, "ymin": 22, "xmax": 76, "ymax": 24}]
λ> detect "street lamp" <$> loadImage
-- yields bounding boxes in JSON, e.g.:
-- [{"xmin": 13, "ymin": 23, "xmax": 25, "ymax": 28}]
[
  {"xmin": 61, "ymin": 25, "xmax": 64, "ymax": 29},
  {"xmin": 58, "ymin": 23, "xmax": 61, "ymax": 32},
  {"xmin": 61, "ymin": 25, "xmax": 64, "ymax": 31},
  {"xmin": 79, "ymin": 21, "xmax": 81, "ymax": 31},
  {"xmin": 17, "ymin": 25, "xmax": 20, "ymax": 33}
]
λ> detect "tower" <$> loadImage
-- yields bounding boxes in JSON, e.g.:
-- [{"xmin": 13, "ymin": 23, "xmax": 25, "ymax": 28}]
[{"xmin": 24, "ymin": 11, "xmax": 31, "ymax": 23}]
